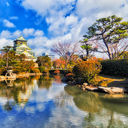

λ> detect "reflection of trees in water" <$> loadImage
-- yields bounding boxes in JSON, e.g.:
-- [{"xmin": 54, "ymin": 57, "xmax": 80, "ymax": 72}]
[
  {"xmin": 65, "ymin": 85, "xmax": 102, "ymax": 113},
  {"xmin": 54, "ymin": 91, "xmax": 73, "ymax": 108},
  {"xmin": 64, "ymin": 85, "xmax": 82, "ymax": 97},
  {"xmin": 107, "ymin": 111, "xmax": 128, "ymax": 128},
  {"xmin": 0, "ymin": 84, "xmax": 16, "ymax": 111},
  {"xmin": 101, "ymin": 96, "xmax": 128, "ymax": 115},
  {"xmin": 54, "ymin": 75, "xmax": 62, "ymax": 84},
  {"xmin": 65, "ymin": 85, "xmax": 128, "ymax": 128},
  {"xmin": 74, "ymin": 92, "xmax": 102, "ymax": 113},
  {"xmin": 73, "ymin": 92, "xmax": 102, "ymax": 128},
  {"xmin": 4, "ymin": 100, "xmax": 15, "ymax": 111},
  {"xmin": 37, "ymin": 75, "xmax": 52, "ymax": 89},
  {"xmin": 65, "ymin": 85, "xmax": 102, "ymax": 127},
  {"xmin": 5, "ymin": 80, "xmax": 14, "ymax": 87},
  {"xmin": 0, "ymin": 77, "xmax": 37, "ymax": 109}
]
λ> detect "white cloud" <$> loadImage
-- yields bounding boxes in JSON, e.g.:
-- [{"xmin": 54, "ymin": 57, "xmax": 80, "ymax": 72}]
[
  {"xmin": 23, "ymin": 28, "xmax": 35, "ymax": 37},
  {"xmin": 21, "ymin": 0, "xmax": 128, "ymax": 38},
  {"xmin": 10, "ymin": 16, "xmax": 19, "ymax": 20},
  {"xmin": 22, "ymin": 0, "xmax": 75, "ymax": 17},
  {"xmin": 0, "ymin": 30, "xmax": 12, "ymax": 39},
  {"xmin": 3, "ymin": 19, "xmax": 15, "ymax": 28},
  {"xmin": 0, "ymin": 38, "xmax": 13, "ymax": 49},
  {"xmin": 22, "ymin": 0, "xmax": 76, "ymax": 37},
  {"xmin": 13, "ymin": 30, "xmax": 22, "ymax": 38},
  {"xmin": 65, "ymin": 15, "xmax": 78, "ymax": 26},
  {"xmin": 22, "ymin": 0, "xmax": 53, "ymax": 16},
  {"xmin": 76, "ymin": 0, "xmax": 127, "ymax": 19},
  {"xmin": 6, "ymin": 2, "xmax": 10, "ymax": 7},
  {"xmin": 34, "ymin": 30, "xmax": 44, "ymax": 37}
]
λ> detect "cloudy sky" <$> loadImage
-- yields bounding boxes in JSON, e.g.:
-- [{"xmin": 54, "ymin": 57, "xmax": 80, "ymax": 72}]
[{"xmin": 0, "ymin": 0, "xmax": 128, "ymax": 56}]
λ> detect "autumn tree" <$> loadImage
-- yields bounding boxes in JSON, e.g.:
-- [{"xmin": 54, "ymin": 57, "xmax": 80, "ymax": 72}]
[
  {"xmin": 51, "ymin": 42, "xmax": 78, "ymax": 68},
  {"xmin": 36, "ymin": 55, "xmax": 52, "ymax": 72},
  {"xmin": 83, "ymin": 15, "xmax": 128, "ymax": 60},
  {"xmin": 0, "ymin": 46, "xmax": 37, "ymax": 74},
  {"xmin": 53, "ymin": 58, "xmax": 66, "ymax": 69}
]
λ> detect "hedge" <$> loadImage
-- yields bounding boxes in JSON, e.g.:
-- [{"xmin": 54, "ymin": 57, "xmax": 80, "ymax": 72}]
[{"xmin": 101, "ymin": 59, "xmax": 128, "ymax": 77}]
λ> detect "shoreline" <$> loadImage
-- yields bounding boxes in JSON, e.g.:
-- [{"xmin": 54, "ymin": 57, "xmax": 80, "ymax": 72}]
[
  {"xmin": 0, "ymin": 73, "xmax": 42, "ymax": 81},
  {"xmin": 65, "ymin": 75, "xmax": 128, "ymax": 95}
]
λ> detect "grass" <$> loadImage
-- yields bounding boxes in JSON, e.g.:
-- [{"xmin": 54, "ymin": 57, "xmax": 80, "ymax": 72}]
[{"xmin": 95, "ymin": 75, "xmax": 128, "ymax": 88}]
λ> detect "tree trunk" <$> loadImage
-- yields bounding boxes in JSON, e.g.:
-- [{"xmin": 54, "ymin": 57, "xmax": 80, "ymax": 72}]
[
  {"xmin": 6, "ymin": 52, "xmax": 9, "ymax": 69},
  {"xmin": 103, "ymin": 37, "xmax": 112, "ymax": 59}
]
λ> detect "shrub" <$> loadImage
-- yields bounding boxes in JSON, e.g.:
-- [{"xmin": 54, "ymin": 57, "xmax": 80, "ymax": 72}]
[
  {"xmin": 66, "ymin": 73, "xmax": 74, "ymax": 77},
  {"xmin": 54, "ymin": 70, "xmax": 60, "ymax": 74},
  {"xmin": 65, "ymin": 73, "xmax": 74, "ymax": 82},
  {"xmin": 101, "ymin": 59, "xmax": 128, "ymax": 77},
  {"xmin": 39, "ymin": 66, "xmax": 45, "ymax": 72},
  {"xmin": 31, "ymin": 68, "xmax": 40, "ymax": 73},
  {"xmin": 73, "ymin": 57, "xmax": 101, "ymax": 84},
  {"xmin": 0, "ymin": 67, "xmax": 6, "ymax": 75}
]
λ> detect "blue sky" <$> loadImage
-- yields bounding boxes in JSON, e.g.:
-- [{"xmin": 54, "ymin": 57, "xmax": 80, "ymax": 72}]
[{"xmin": 0, "ymin": 0, "xmax": 128, "ymax": 56}]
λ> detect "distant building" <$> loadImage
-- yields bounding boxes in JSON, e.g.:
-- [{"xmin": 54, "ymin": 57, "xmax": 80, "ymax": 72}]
[
  {"xmin": 42, "ymin": 52, "xmax": 54, "ymax": 59},
  {"xmin": 13, "ymin": 36, "xmax": 36, "ymax": 61},
  {"xmin": 42, "ymin": 52, "xmax": 48, "ymax": 56}
]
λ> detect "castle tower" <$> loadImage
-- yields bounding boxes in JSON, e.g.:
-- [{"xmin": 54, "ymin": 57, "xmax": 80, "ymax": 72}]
[{"xmin": 14, "ymin": 36, "xmax": 36, "ymax": 61}]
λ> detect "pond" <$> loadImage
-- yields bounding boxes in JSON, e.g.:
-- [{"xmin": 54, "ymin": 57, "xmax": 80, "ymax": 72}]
[{"xmin": 0, "ymin": 75, "xmax": 128, "ymax": 128}]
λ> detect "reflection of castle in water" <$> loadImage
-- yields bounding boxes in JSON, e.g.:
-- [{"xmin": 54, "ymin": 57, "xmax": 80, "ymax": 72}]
[
  {"xmin": 17, "ymin": 79, "xmax": 37, "ymax": 107},
  {"xmin": 0, "ymin": 75, "xmax": 54, "ymax": 109},
  {"xmin": 0, "ymin": 77, "xmax": 38, "ymax": 108}
]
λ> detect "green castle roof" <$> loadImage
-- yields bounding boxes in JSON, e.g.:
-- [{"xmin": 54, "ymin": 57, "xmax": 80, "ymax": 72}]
[{"xmin": 16, "ymin": 36, "xmax": 27, "ymax": 41}]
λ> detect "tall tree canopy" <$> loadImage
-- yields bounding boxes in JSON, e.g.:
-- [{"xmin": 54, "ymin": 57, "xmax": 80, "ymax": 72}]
[
  {"xmin": 80, "ymin": 39, "xmax": 98, "ymax": 59},
  {"xmin": 83, "ymin": 15, "xmax": 128, "ymax": 59},
  {"xmin": 0, "ymin": 46, "xmax": 13, "ymax": 69},
  {"xmin": 36, "ymin": 55, "xmax": 52, "ymax": 72}
]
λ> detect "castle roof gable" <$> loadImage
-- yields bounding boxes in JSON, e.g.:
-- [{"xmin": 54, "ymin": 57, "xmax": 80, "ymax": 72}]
[{"xmin": 16, "ymin": 36, "xmax": 27, "ymax": 41}]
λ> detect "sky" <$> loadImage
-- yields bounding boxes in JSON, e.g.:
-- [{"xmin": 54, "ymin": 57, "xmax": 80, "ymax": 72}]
[{"xmin": 0, "ymin": 0, "xmax": 128, "ymax": 56}]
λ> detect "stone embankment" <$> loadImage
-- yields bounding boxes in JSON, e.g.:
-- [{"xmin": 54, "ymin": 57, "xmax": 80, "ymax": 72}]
[{"xmin": 0, "ymin": 73, "xmax": 42, "ymax": 81}]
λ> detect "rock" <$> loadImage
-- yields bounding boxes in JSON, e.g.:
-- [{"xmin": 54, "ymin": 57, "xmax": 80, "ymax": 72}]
[
  {"xmin": 85, "ymin": 86, "xmax": 98, "ymax": 91},
  {"xmin": 77, "ymin": 85, "xmax": 81, "ymax": 88},
  {"xmin": 98, "ymin": 87, "xmax": 124, "ymax": 94},
  {"xmin": 83, "ymin": 83, "xmax": 88, "ymax": 86},
  {"xmin": 67, "ymin": 81, "xmax": 72, "ymax": 85},
  {"xmin": 82, "ymin": 87, "xmax": 86, "ymax": 91}
]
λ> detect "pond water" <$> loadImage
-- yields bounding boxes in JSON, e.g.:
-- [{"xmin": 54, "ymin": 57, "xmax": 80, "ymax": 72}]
[{"xmin": 0, "ymin": 75, "xmax": 128, "ymax": 128}]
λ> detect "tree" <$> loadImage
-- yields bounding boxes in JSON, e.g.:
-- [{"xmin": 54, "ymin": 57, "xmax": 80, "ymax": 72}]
[
  {"xmin": 36, "ymin": 55, "xmax": 52, "ymax": 72},
  {"xmin": 83, "ymin": 15, "xmax": 128, "ymax": 59},
  {"xmin": 80, "ymin": 39, "xmax": 98, "ymax": 59},
  {"xmin": 0, "ymin": 46, "xmax": 13, "ymax": 69},
  {"xmin": 115, "ymin": 51, "xmax": 128, "ymax": 59},
  {"xmin": 51, "ymin": 42, "xmax": 78, "ymax": 68},
  {"xmin": 53, "ymin": 58, "xmax": 66, "ymax": 69}
]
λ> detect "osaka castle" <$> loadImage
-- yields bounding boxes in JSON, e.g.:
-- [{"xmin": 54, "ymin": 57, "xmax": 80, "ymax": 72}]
[{"xmin": 13, "ymin": 36, "xmax": 36, "ymax": 61}]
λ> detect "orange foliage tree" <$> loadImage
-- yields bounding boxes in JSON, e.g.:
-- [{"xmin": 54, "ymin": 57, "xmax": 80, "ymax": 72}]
[
  {"xmin": 53, "ymin": 58, "xmax": 66, "ymax": 69},
  {"xmin": 73, "ymin": 57, "xmax": 102, "ymax": 84}
]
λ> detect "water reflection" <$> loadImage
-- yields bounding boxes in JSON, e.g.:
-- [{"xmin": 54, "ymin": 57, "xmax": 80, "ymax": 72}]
[
  {"xmin": 0, "ymin": 76, "xmax": 128, "ymax": 128},
  {"xmin": 65, "ymin": 85, "xmax": 128, "ymax": 128},
  {"xmin": 37, "ymin": 76, "xmax": 52, "ymax": 89},
  {"xmin": 0, "ymin": 77, "xmax": 37, "ymax": 109}
]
